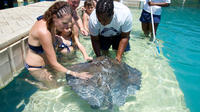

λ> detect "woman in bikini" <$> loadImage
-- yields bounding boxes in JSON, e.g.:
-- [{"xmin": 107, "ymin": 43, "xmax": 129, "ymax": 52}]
[
  {"xmin": 25, "ymin": 1, "xmax": 92, "ymax": 89},
  {"xmin": 55, "ymin": 18, "xmax": 92, "ymax": 61}
]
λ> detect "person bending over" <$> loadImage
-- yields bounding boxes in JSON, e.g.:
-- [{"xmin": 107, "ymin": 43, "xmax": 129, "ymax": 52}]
[{"xmin": 89, "ymin": 0, "xmax": 133, "ymax": 62}]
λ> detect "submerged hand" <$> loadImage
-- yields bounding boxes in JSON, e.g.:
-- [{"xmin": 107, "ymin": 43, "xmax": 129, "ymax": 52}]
[
  {"xmin": 115, "ymin": 57, "xmax": 122, "ymax": 63},
  {"xmin": 48, "ymin": 75, "xmax": 53, "ymax": 81},
  {"xmin": 43, "ymin": 69, "xmax": 53, "ymax": 81}
]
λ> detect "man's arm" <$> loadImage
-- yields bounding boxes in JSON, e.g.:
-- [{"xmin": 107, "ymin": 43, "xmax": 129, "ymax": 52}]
[
  {"xmin": 73, "ymin": 10, "xmax": 88, "ymax": 36},
  {"xmin": 91, "ymin": 35, "xmax": 101, "ymax": 57},
  {"xmin": 148, "ymin": 1, "xmax": 170, "ymax": 7},
  {"xmin": 76, "ymin": 17, "xmax": 88, "ymax": 35},
  {"xmin": 116, "ymin": 31, "xmax": 130, "ymax": 62}
]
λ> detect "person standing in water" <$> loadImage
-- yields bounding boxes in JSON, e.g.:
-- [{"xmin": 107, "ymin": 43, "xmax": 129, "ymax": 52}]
[
  {"xmin": 140, "ymin": 0, "xmax": 170, "ymax": 40},
  {"xmin": 67, "ymin": 0, "xmax": 89, "ymax": 36},
  {"xmin": 82, "ymin": 0, "xmax": 96, "ymax": 33}
]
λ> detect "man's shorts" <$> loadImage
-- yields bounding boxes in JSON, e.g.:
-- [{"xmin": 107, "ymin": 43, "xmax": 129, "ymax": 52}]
[
  {"xmin": 139, "ymin": 9, "xmax": 161, "ymax": 23},
  {"xmin": 99, "ymin": 35, "xmax": 130, "ymax": 52}
]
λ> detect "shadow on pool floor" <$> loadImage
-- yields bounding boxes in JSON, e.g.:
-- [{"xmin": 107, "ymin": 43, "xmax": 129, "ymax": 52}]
[{"xmin": 0, "ymin": 69, "xmax": 38, "ymax": 112}]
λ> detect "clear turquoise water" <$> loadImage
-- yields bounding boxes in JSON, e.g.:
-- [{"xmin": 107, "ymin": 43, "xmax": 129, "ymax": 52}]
[
  {"xmin": 1, "ymin": 2, "xmax": 199, "ymax": 112},
  {"xmin": 158, "ymin": 5, "xmax": 200, "ymax": 112}
]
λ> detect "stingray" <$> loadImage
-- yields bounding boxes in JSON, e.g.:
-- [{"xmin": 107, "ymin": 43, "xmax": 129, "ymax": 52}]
[{"xmin": 66, "ymin": 56, "xmax": 142, "ymax": 109}]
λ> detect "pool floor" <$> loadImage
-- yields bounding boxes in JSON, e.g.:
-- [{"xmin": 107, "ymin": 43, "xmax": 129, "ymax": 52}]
[{"xmin": 0, "ymin": 7, "xmax": 190, "ymax": 112}]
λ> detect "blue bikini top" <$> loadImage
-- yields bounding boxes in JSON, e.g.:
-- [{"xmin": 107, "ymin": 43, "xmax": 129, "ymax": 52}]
[
  {"xmin": 59, "ymin": 38, "xmax": 73, "ymax": 52},
  {"xmin": 28, "ymin": 15, "xmax": 45, "ymax": 54},
  {"xmin": 28, "ymin": 44, "xmax": 44, "ymax": 54}
]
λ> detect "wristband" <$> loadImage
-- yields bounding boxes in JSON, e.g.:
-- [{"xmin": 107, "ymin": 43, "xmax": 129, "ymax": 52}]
[{"xmin": 66, "ymin": 70, "xmax": 71, "ymax": 74}]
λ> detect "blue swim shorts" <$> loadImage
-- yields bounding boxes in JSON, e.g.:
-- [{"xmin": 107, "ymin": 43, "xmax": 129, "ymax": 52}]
[
  {"xmin": 139, "ymin": 10, "xmax": 161, "ymax": 23},
  {"xmin": 99, "ymin": 35, "xmax": 130, "ymax": 52}
]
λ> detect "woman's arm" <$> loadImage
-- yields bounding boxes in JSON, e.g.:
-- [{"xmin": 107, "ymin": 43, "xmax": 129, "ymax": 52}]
[
  {"xmin": 72, "ymin": 24, "xmax": 92, "ymax": 61},
  {"xmin": 39, "ymin": 31, "xmax": 68, "ymax": 73},
  {"xmin": 38, "ymin": 30, "xmax": 92, "ymax": 79}
]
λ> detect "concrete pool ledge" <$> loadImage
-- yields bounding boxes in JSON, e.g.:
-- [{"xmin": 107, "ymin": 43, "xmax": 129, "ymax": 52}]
[{"xmin": 0, "ymin": 1, "xmax": 54, "ymax": 50}]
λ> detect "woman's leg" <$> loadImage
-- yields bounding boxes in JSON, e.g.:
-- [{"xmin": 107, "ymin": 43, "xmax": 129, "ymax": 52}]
[{"xmin": 28, "ymin": 69, "xmax": 59, "ymax": 89}]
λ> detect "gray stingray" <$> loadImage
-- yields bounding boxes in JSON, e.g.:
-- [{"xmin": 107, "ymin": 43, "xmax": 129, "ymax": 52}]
[{"xmin": 66, "ymin": 56, "xmax": 142, "ymax": 109}]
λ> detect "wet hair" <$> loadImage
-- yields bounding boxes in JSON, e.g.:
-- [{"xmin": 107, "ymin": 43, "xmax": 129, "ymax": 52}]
[
  {"xmin": 84, "ymin": 0, "xmax": 95, "ymax": 7},
  {"xmin": 43, "ymin": 1, "xmax": 73, "ymax": 32},
  {"xmin": 96, "ymin": 0, "xmax": 114, "ymax": 18}
]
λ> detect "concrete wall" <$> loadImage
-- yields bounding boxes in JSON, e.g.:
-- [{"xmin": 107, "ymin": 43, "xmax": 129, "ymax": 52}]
[{"xmin": 0, "ymin": 38, "xmax": 28, "ymax": 88}]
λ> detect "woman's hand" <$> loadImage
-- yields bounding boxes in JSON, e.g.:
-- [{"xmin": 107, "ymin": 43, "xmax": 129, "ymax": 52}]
[
  {"xmin": 84, "ymin": 56, "xmax": 93, "ymax": 62},
  {"xmin": 80, "ymin": 28, "xmax": 89, "ymax": 36},
  {"xmin": 73, "ymin": 71, "xmax": 93, "ymax": 80}
]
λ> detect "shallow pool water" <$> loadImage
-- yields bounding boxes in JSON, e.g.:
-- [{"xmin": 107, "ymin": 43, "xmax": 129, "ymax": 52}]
[
  {"xmin": 158, "ymin": 5, "xmax": 200, "ymax": 112},
  {"xmin": 0, "ymin": 7, "xmax": 190, "ymax": 112}
]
